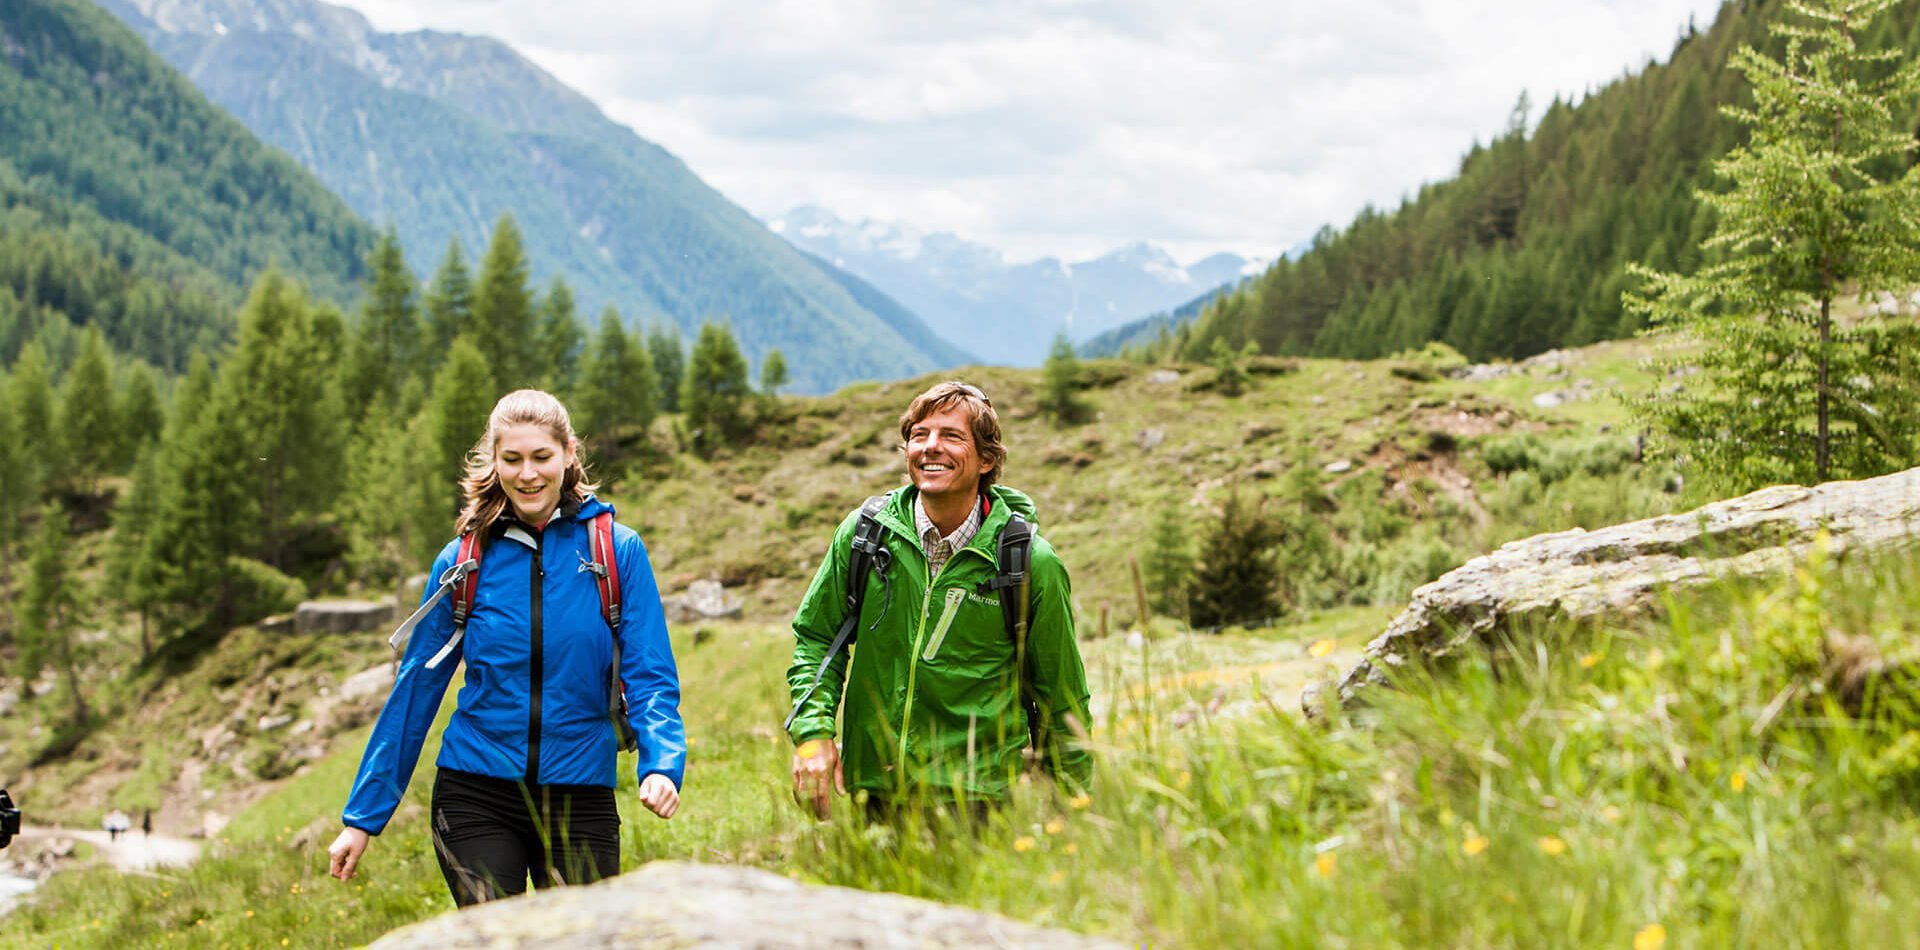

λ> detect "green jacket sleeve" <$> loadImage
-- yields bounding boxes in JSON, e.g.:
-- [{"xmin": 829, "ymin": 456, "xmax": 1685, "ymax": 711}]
[
  {"xmin": 785, "ymin": 510, "xmax": 861, "ymax": 744},
  {"xmin": 1025, "ymin": 535, "xmax": 1094, "ymax": 791}
]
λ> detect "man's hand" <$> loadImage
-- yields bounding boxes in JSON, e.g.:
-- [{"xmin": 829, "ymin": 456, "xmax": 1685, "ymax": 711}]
[
  {"xmin": 327, "ymin": 827, "xmax": 370, "ymax": 881},
  {"xmin": 639, "ymin": 773, "xmax": 680, "ymax": 819},
  {"xmin": 790, "ymin": 738, "xmax": 844, "ymax": 820}
]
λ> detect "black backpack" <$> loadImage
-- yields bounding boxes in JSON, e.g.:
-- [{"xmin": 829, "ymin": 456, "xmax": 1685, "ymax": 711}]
[{"xmin": 785, "ymin": 493, "xmax": 1042, "ymax": 749}]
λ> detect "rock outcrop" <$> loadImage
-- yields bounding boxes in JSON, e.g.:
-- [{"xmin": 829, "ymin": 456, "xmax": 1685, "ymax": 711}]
[
  {"xmin": 663, "ymin": 580, "xmax": 744, "ymax": 623},
  {"xmin": 1310, "ymin": 467, "xmax": 1920, "ymax": 713},
  {"xmin": 292, "ymin": 600, "xmax": 396, "ymax": 636},
  {"xmin": 369, "ymin": 861, "xmax": 1121, "ymax": 949}
]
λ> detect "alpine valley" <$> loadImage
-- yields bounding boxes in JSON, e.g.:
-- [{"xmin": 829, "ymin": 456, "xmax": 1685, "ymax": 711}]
[{"xmin": 96, "ymin": 0, "xmax": 972, "ymax": 392}]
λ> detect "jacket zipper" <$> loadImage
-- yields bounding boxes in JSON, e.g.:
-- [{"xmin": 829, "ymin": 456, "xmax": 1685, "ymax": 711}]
[
  {"xmin": 897, "ymin": 547, "xmax": 988, "ymax": 770},
  {"xmin": 526, "ymin": 529, "xmax": 545, "ymax": 785}
]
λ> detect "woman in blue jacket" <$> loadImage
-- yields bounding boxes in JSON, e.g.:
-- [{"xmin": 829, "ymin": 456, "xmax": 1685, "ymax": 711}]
[{"xmin": 327, "ymin": 389, "xmax": 685, "ymax": 905}]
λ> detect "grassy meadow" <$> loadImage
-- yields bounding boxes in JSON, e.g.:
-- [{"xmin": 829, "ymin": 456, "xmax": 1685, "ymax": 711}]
[{"xmin": 11, "ymin": 339, "xmax": 1920, "ymax": 947}]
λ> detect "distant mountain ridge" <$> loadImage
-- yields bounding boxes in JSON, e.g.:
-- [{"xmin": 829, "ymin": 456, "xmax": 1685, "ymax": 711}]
[
  {"xmin": 0, "ymin": 0, "xmax": 376, "ymax": 369},
  {"xmin": 768, "ymin": 205, "xmax": 1252, "ymax": 367},
  {"xmin": 100, "ymin": 0, "xmax": 970, "ymax": 392}
]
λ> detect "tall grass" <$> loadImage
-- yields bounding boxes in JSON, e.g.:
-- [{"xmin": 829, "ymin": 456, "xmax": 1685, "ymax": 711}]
[
  {"xmin": 11, "ymin": 546, "xmax": 1920, "ymax": 946},
  {"xmin": 766, "ymin": 542, "xmax": 1920, "ymax": 947}
]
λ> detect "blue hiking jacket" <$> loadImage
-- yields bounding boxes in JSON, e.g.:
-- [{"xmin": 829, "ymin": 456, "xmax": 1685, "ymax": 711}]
[{"xmin": 343, "ymin": 495, "xmax": 685, "ymax": 835}]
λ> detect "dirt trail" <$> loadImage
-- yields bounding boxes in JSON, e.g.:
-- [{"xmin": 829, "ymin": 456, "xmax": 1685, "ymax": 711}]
[{"xmin": 12, "ymin": 826, "xmax": 201, "ymax": 872}]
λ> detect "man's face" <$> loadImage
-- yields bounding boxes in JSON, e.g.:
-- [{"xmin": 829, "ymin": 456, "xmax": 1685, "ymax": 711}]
[{"xmin": 905, "ymin": 404, "xmax": 992, "ymax": 503}]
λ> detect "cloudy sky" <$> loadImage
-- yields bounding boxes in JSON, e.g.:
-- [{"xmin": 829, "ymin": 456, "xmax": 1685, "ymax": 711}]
[{"xmin": 335, "ymin": 0, "xmax": 1727, "ymax": 265}]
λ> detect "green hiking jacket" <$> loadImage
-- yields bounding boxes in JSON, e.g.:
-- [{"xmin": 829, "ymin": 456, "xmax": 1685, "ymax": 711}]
[{"xmin": 785, "ymin": 485, "xmax": 1093, "ymax": 800}]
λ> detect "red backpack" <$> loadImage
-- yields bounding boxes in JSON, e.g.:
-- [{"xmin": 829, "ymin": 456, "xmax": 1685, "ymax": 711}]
[{"xmin": 388, "ymin": 511, "xmax": 638, "ymax": 752}]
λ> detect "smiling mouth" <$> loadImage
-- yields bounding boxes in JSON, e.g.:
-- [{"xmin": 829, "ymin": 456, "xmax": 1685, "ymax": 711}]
[{"xmin": 919, "ymin": 463, "xmax": 951, "ymax": 473}]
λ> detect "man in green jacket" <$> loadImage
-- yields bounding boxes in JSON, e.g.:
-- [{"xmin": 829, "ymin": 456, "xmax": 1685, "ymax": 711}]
[{"xmin": 786, "ymin": 380, "xmax": 1092, "ymax": 819}]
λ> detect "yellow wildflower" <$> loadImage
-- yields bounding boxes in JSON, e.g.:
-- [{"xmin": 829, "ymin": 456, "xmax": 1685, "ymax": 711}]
[
  {"xmin": 1309, "ymin": 639, "xmax": 1336, "ymax": 658},
  {"xmin": 1014, "ymin": 836, "xmax": 1037, "ymax": 853},
  {"xmin": 1045, "ymin": 816, "xmax": 1067, "ymax": 835},
  {"xmin": 246, "ymin": 910, "xmax": 254, "ymax": 918},
  {"xmin": 1537, "ymin": 835, "xmax": 1567, "ymax": 855},
  {"xmin": 1068, "ymin": 793, "xmax": 1092, "ymax": 811},
  {"xmin": 1314, "ymin": 851, "xmax": 1338, "ymax": 879},
  {"xmin": 1064, "ymin": 842, "xmax": 1079, "ymax": 855},
  {"xmin": 1634, "ymin": 923, "xmax": 1668, "ymax": 950},
  {"xmin": 1730, "ymin": 771, "xmax": 1747, "ymax": 793},
  {"xmin": 1177, "ymin": 771, "xmax": 1191, "ymax": 789},
  {"xmin": 1602, "ymin": 806, "xmax": 1622, "ymax": 823},
  {"xmin": 1462, "ymin": 835, "xmax": 1489, "ymax": 856},
  {"xmin": 1050, "ymin": 870, "xmax": 1067, "ymax": 884},
  {"xmin": 1579, "ymin": 652, "xmax": 1603, "ymax": 669}
]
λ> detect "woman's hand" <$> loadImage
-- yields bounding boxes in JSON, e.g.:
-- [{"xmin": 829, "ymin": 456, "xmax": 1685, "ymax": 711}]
[
  {"xmin": 328, "ymin": 827, "xmax": 370, "ymax": 881},
  {"xmin": 638, "ymin": 773, "xmax": 680, "ymax": 820}
]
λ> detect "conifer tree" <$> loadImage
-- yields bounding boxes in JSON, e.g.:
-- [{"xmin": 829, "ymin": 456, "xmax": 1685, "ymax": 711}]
[
  {"xmin": 21, "ymin": 503, "xmax": 88, "ymax": 725},
  {"xmin": 537, "ymin": 276, "xmax": 585, "ymax": 396},
  {"xmin": 339, "ymin": 400, "xmax": 415, "ymax": 585},
  {"xmin": 58, "ymin": 326, "xmax": 115, "ymax": 494},
  {"xmin": 219, "ymin": 272, "xmax": 345, "ymax": 569},
  {"xmin": 1040, "ymin": 333, "xmax": 1091, "ymax": 423},
  {"xmin": 110, "ymin": 445, "xmax": 165, "ymax": 659},
  {"xmin": 428, "ymin": 339, "xmax": 498, "ymax": 526},
  {"xmin": 1188, "ymin": 490, "xmax": 1282, "ymax": 629},
  {"xmin": 759, "ymin": 348, "xmax": 789, "ymax": 398},
  {"xmin": 423, "ymin": 238, "xmax": 474, "ymax": 373},
  {"xmin": 472, "ymin": 215, "xmax": 536, "ymax": 392},
  {"xmin": 683, "ymin": 321, "xmax": 752, "ymax": 456},
  {"xmin": 648, "ymin": 322, "xmax": 686, "ymax": 412},
  {"xmin": 352, "ymin": 229, "xmax": 423, "ymax": 409},
  {"xmin": 1143, "ymin": 499, "xmax": 1195, "ymax": 619},
  {"xmin": 7, "ymin": 343, "xmax": 59, "ymax": 498},
  {"xmin": 1628, "ymin": 0, "xmax": 1920, "ymax": 491},
  {"xmin": 1208, "ymin": 337, "xmax": 1257, "ymax": 397},
  {"xmin": 577, "ymin": 307, "xmax": 657, "ymax": 462},
  {"xmin": 115, "ymin": 360, "xmax": 164, "ymax": 469},
  {"xmin": 146, "ymin": 353, "xmax": 248, "ymax": 632},
  {"xmin": 0, "ymin": 386, "xmax": 19, "ymax": 634}
]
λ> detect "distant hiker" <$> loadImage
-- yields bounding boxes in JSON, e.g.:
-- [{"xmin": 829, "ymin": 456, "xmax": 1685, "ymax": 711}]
[
  {"xmin": 329, "ymin": 389, "xmax": 685, "ymax": 906},
  {"xmin": 142, "ymin": 809, "xmax": 151, "ymax": 838},
  {"xmin": 103, "ymin": 809, "xmax": 129, "ymax": 842},
  {"xmin": 785, "ymin": 380, "xmax": 1092, "ymax": 821}
]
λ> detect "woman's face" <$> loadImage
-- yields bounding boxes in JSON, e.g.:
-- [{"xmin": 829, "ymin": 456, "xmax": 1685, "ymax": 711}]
[{"xmin": 494, "ymin": 423, "xmax": 572, "ymax": 526}]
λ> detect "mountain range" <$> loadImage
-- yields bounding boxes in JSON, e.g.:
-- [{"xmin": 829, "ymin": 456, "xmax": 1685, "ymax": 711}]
[
  {"xmin": 767, "ymin": 205, "xmax": 1253, "ymax": 367},
  {"xmin": 97, "ymin": 0, "xmax": 971, "ymax": 392}
]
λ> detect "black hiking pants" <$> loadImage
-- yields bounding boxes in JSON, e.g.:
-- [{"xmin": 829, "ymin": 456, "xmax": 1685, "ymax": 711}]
[{"xmin": 430, "ymin": 767, "xmax": 620, "ymax": 906}]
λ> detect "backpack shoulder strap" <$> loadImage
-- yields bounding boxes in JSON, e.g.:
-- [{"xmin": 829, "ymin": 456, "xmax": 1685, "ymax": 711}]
[
  {"xmin": 989, "ymin": 514, "xmax": 1040, "ymax": 749},
  {"xmin": 387, "ymin": 531, "xmax": 483, "ymax": 666},
  {"xmin": 782, "ymin": 493, "xmax": 895, "ymax": 732},
  {"xmin": 585, "ymin": 511, "xmax": 638, "ymax": 753},
  {"xmin": 588, "ymin": 510, "xmax": 621, "ymax": 628},
  {"xmin": 843, "ymin": 494, "xmax": 894, "ymax": 624}
]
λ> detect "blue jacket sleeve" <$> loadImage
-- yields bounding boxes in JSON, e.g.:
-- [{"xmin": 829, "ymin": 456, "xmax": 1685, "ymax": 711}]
[
  {"xmin": 616, "ymin": 527, "xmax": 687, "ymax": 790},
  {"xmin": 341, "ymin": 542, "xmax": 463, "ymax": 834}
]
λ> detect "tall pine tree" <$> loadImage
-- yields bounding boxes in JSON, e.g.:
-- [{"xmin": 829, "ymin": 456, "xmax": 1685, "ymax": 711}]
[
  {"xmin": 577, "ymin": 307, "xmax": 657, "ymax": 463},
  {"xmin": 683, "ymin": 321, "xmax": 752, "ymax": 456},
  {"xmin": 423, "ymin": 238, "xmax": 474, "ymax": 375},
  {"xmin": 537, "ymin": 276, "xmax": 585, "ymax": 396},
  {"xmin": 648, "ymin": 322, "xmax": 686, "ymax": 413},
  {"xmin": 1628, "ymin": 0, "xmax": 1920, "ymax": 491},
  {"xmin": 472, "ymin": 215, "xmax": 536, "ymax": 392},
  {"xmin": 58, "ymin": 325, "xmax": 116, "ymax": 494}
]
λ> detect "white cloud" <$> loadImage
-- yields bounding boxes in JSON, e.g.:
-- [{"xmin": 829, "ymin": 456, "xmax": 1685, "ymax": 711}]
[{"xmin": 336, "ymin": 0, "xmax": 1725, "ymax": 263}]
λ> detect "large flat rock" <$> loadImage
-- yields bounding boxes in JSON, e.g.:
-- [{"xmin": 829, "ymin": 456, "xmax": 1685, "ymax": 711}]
[
  {"xmin": 1313, "ymin": 466, "xmax": 1920, "ymax": 712},
  {"xmin": 370, "ymin": 861, "xmax": 1121, "ymax": 949}
]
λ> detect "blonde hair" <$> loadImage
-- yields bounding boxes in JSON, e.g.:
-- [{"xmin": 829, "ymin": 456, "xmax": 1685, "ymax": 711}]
[
  {"xmin": 454, "ymin": 389, "xmax": 598, "ymax": 536},
  {"xmin": 896, "ymin": 380, "xmax": 1006, "ymax": 493}
]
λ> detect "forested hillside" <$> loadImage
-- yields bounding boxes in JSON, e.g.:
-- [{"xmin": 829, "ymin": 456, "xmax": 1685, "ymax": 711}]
[
  {"xmin": 100, "ymin": 0, "xmax": 968, "ymax": 392},
  {"xmin": 1105, "ymin": 0, "xmax": 1920, "ymax": 363},
  {"xmin": 0, "ymin": 0, "xmax": 374, "ymax": 373}
]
